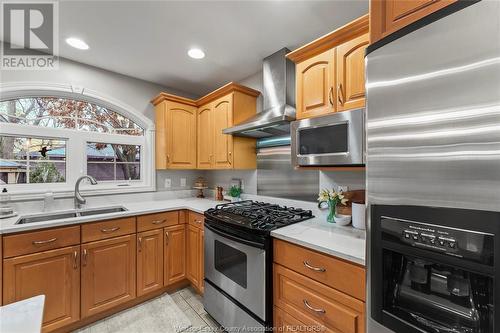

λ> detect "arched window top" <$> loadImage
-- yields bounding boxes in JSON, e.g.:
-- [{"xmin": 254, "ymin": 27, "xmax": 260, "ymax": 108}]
[{"xmin": 0, "ymin": 97, "xmax": 144, "ymax": 136}]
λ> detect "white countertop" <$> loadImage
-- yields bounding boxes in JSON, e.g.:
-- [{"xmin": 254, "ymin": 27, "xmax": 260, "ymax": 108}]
[
  {"xmin": 0, "ymin": 295, "xmax": 45, "ymax": 333},
  {"xmin": 0, "ymin": 195, "xmax": 366, "ymax": 266},
  {"xmin": 271, "ymin": 218, "xmax": 366, "ymax": 266}
]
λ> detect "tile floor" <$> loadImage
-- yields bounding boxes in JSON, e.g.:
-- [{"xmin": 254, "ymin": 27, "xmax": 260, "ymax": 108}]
[
  {"xmin": 75, "ymin": 286, "xmax": 220, "ymax": 333},
  {"xmin": 171, "ymin": 286, "xmax": 221, "ymax": 333}
]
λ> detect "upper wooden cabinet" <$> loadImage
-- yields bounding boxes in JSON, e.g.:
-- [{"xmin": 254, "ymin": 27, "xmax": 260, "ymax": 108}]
[
  {"xmin": 288, "ymin": 15, "xmax": 369, "ymax": 120},
  {"xmin": 370, "ymin": 0, "xmax": 457, "ymax": 43},
  {"xmin": 153, "ymin": 82, "xmax": 259, "ymax": 170},
  {"xmin": 153, "ymin": 96, "xmax": 197, "ymax": 169},
  {"xmin": 197, "ymin": 103, "xmax": 213, "ymax": 169},
  {"xmin": 336, "ymin": 33, "xmax": 369, "ymax": 112},
  {"xmin": 296, "ymin": 48, "xmax": 336, "ymax": 119}
]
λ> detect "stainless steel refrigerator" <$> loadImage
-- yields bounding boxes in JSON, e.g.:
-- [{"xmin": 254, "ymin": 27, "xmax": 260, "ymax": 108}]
[{"xmin": 365, "ymin": 1, "xmax": 500, "ymax": 332}]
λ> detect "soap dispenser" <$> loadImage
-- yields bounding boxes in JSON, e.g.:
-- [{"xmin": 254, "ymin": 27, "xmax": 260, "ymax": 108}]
[{"xmin": 0, "ymin": 188, "xmax": 16, "ymax": 218}]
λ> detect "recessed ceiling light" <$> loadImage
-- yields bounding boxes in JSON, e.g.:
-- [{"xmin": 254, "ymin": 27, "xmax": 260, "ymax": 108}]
[
  {"xmin": 66, "ymin": 37, "xmax": 89, "ymax": 50},
  {"xmin": 188, "ymin": 48, "xmax": 205, "ymax": 59}
]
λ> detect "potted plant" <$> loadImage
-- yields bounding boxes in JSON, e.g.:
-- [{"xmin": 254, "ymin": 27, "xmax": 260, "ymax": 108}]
[
  {"xmin": 228, "ymin": 185, "xmax": 242, "ymax": 202},
  {"xmin": 318, "ymin": 189, "xmax": 349, "ymax": 224}
]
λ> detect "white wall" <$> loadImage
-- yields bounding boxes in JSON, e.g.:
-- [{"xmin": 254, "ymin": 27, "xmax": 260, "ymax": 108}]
[{"xmin": 0, "ymin": 55, "xmax": 196, "ymax": 122}]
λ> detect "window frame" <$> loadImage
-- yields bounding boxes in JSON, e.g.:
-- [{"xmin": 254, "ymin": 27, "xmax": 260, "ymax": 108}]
[{"xmin": 0, "ymin": 83, "xmax": 155, "ymax": 199}]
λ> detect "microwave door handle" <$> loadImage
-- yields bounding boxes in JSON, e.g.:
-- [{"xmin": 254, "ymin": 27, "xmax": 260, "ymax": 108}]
[{"xmin": 205, "ymin": 223, "xmax": 265, "ymax": 249}]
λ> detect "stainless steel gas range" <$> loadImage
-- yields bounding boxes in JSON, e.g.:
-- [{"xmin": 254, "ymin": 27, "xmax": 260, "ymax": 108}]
[{"xmin": 202, "ymin": 201, "xmax": 314, "ymax": 330}]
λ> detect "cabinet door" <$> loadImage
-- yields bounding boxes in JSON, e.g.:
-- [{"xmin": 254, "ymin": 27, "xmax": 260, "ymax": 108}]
[
  {"xmin": 167, "ymin": 101, "xmax": 197, "ymax": 169},
  {"xmin": 199, "ymin": 228, "xmax": 205, "ymax": 293},
  {"xmin": 137, "ymin": 229, "xmax": 164, "ymax": 297},
  {"xmin": 197, "ymin": 104, "xmax": 214, "ymax": 169},
  {"xmin": 336, "ymin": 33, "xmax": 369, "ymax": 112},
  {"xmin": 296, "ymin": 48, "xmax": 335, "ymax": 119},
  {"xmin": 186, "ymin": 224, "xmax": 201, "ymax": 287},
  {"xmin": 164, "ymin": 224, "xmax": 186, "ymax": 286},
  {"xmin": 213, "ymin": 95, "xmax": 234, "ymax": 169},
  {"xmin": 3, "ymin": 246, "xmax": 80, "ymax": 332},
  {"xmin": 370, "ymin": 0, "xmax": 457, "ymax": 42},
  {"xmin": 81, "ymin": 235, "xmax": 136, "ymax": 318}
]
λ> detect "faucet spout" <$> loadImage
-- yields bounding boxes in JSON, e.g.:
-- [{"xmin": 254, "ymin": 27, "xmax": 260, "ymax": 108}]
[{"xmin": 75, "ymin": 175, "xmax": 98, "ymax": 209}]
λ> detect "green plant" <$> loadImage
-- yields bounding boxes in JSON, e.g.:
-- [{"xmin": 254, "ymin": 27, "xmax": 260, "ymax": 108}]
[
  {"xmin": 228, "ymin": 185, "xmax": 242, "ymax": 198},
  {"xmin": 29, "ymin": 161, "xmax": 65, "ymax": 183}
]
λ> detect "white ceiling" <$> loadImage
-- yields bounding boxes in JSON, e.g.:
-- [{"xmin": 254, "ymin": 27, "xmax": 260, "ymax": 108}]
[{"xmin": 58, "ymin": 1, "xmax": 368, "ymax": 97}]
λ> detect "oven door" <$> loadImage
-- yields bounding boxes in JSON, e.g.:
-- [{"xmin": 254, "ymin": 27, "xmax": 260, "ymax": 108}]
[
  {"xmin": 291, "ymin": 108, "xmax": 364, "ymax": 166},
  {"xmin": 204, "ymin": 224, "xmax": 267, "ymax": 320}
]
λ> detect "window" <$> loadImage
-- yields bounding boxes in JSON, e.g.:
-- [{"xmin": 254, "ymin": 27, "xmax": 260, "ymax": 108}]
[
  {"xmin": 0, "ymin": 135, "xmax": 66, "ymax": 184},
  {"xmin": 0, "ymin": 97, "xmax": 143, "ymax": 135},
  {"xmin": 87, "ymin": 143, "xmax": 140, "ymax": 181},
  {"xmin": 0, "ymin": 93, "xmax": 153, "ymax": 195}
]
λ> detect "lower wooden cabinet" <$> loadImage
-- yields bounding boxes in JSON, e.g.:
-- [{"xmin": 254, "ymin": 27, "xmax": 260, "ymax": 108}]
[
  {"xmin": 274, "ymin": 264, "xmax": 365, "ymax": 333},
  {"xmin": 186, "ymin": 224, "xmax": 202, "ymax": 288},
  {"xmin": 3, "ymin": 246, "xmax": 81, "ymax": 332},
  {"xmin": 164, "ymin": 224, "xmax": 186, "ymax": 285},
  {"xmin": 0, "ymin": 209, "xmax": 205, "ymax": 332},
  {"xmin": 274, "ymin": 306, "xmax": 308, "ymax": 332},
  {"xmin": 81, "ymin": 234, "xmax": 136, "ymax": 318},
  {"xmin": 186, "ymin": 213, "xmax": 204, "ymax": 293},
  {"xmin": 137, "ymin": 229, "xmax": 164, "ymax": 296}
]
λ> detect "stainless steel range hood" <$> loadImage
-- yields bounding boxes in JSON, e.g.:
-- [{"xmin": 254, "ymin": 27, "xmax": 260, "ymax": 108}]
[{"xmin": 223, "ymin": 48, "xmax": 295, "ymax": 138}]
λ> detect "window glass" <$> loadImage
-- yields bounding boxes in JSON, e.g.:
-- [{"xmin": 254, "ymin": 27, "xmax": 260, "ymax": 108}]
[
  {"xmin": 86, "ymin": 142, "xmax": 140, "ymax": 181},
  {"xmin": 0, "ymin": 135, "xmax": 66, "ymax": 184},
  {"xmin": 0, "ymin": 97, "xmax": 144, "ymax": 135}
]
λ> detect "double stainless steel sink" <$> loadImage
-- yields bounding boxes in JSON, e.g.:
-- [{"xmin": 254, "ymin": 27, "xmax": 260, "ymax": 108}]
[{"xmin": 16, "ymin": 206, "xmax": 127, "ymax": 224}]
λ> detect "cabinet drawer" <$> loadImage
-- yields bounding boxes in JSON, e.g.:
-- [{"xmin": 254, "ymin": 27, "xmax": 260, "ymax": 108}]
[
  {"xmin": 82, "ymin": 217, "xmax": 136, "ymax": 243},
  {"xmin": 3, "ymin": 226, "xmax": 80, "ymax": 258},
  {"xmin": 274, "ymin": 239, "xmax": 365, "ymax": 301},
  {"xmin": 274, "ymin": 264, "xmax": 365, "ymax": 333},
  {"xmin": 188, "ymin": 211, "xmax": 204, "ymax": 229},
  {"xmin": 137, "ymin": 211, "xmax": 179, "ymax": 232}
]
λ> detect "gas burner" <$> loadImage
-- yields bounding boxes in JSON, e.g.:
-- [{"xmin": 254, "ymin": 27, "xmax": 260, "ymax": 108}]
[{"xmin": 205, "ymin": 200, "xmax": 314, "ymax": 234}]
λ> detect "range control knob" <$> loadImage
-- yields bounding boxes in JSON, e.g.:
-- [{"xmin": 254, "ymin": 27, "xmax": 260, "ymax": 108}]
[{"xmin": 449, "ymin": 241, "xmax": 457, "ymax": 248}]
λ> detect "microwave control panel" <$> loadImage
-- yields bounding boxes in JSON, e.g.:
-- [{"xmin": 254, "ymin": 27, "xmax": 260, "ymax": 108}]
[{"xmin": 381, "ymin": 217, "xmax": 494, "ymax": 265}]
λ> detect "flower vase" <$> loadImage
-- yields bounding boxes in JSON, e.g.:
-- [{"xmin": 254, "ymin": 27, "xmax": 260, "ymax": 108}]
[{"xmin": 327, "ymin": 200, "xmax": 336, "ymax": 223}]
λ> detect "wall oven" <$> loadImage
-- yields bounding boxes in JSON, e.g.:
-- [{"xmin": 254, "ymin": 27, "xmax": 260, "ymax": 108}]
[
  {"xmin": 371, "ymin": 205, "xmax": 499, "ymax": 333},
  {"xmin": 203, "ymin": 219, "xmax": 272, "ymax": 330},
  {"xmin": 291, "ymin": 108, "xmax": 364, "ymax": 167}
]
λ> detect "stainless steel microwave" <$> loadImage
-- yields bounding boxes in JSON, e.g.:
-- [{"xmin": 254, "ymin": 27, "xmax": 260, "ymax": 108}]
[{"xmin": 291, "ymin": 108, "xmax": 364, "ymax": 167}]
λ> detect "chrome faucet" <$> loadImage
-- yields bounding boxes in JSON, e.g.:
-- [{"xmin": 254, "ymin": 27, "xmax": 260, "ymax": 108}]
[{"xmin": 74, "ymin": 175, "xmax": 98, "ymax": 209}]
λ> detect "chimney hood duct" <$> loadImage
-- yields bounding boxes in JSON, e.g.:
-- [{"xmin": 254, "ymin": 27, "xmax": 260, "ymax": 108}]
[{"xmin": 223, "ymin": 48, "xmax": 295, "ymax": 138}]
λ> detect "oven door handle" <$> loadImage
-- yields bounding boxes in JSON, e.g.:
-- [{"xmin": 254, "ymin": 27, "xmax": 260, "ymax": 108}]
[{"xmin": 205, "ymin": 223, "xmax": 265, "ymax": 249}]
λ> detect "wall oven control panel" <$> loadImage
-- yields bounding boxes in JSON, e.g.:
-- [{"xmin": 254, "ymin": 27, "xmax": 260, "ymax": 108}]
[{"xmin": 382, "ymin": 217, "xmax": 494, "ymax": 265}]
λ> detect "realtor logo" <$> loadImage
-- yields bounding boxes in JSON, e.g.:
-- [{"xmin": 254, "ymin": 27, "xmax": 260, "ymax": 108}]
[{"xmin": 1, "ymin": 1, "xmax": 59, "ymax": 70}]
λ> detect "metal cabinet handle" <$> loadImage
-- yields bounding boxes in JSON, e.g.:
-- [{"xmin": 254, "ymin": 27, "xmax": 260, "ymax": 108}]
[
  {"xmin": 138, "ymin": 237, "xmax": 142, "ymax": 252},
  {"xmin": 328, "ymin": 86, "xmax": 334, "ymax": 106},
  {"xmin": 152, "ymin": 219, "xmax": 166, "ymax": 225},
  {"xmin": 228, "ymin": 151, "xmax": 232, "ymax": 165},
  {"xmin": 82, "ymin": 249, "xmax": 88, "ymax": 266},
  {"xmin": 32, "ymin": 237, "xmax": 57, "ymax": 245},
  {"xmin": 165, "ymin": 231, "xmax": 169, "ymax": 245},
  {"xmin": 337, "ymin": 83, "xmax": 344, "ymax": 106},
  {"xmin": 303, "ymin": 299, "xmax": 326, "ymax": 314},
  {"xmin": 166, "ymin": 154, "xmax": 170, "ymax": 163},
  {"xmin": 73, "ymin": 250, "xmax": 78, "ymax": 269},
  {"xmin": 101, "ymin": 226, "xmax": 120, "ymax": 233},
  {"xmin": 195, "ymin": 219, "xmax": 202, "ymax": 224},
  {"xmin": 303, "ymin": 260, "xmax": 326, "ymax": 272}
]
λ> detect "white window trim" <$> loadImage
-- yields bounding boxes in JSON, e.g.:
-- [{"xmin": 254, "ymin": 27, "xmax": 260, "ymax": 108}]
[{"xmin": 0, "ymin": 82, "xmax": 156, "ymax": 200}]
